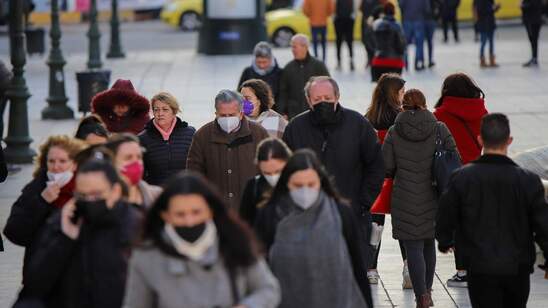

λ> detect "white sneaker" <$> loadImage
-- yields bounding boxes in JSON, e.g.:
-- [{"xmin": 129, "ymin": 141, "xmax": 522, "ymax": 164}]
[
  {"xmin": 402, "ymin": 264, "xmax": 413, "ymax": 289},
  {"xmin": 367, "ymin": 269, "xmax": 380, "ymax": 284}
]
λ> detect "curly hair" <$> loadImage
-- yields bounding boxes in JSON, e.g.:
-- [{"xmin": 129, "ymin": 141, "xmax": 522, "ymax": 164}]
[
  {"xmin": 34, "ymin": 135, "xmax": 88, "ymax": 178},
  {"xmin": 239, "ymin": 79, "xmax": 275, "ymax": 113}
]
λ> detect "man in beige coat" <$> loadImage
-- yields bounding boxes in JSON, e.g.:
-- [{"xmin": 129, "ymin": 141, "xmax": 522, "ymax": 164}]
[{"xmin": 187, "ymin": 90, "xmax": 269, "ymax": 210}]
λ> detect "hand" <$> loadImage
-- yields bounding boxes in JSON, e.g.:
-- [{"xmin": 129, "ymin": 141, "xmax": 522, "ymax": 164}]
[
  {"xmin": 493, "ymin": 3, "xmax": 501, "ymax": 11},
  {"xmin": 282, "ymin": 114, "xmax": 289, "ymax": 121},
  {"xmin": 41, "ymin": 183, "xmax": 61, "ymax": 203},
  {"xmin": 61, "ymin": 199, "xmax": 81, "ymax": 240},
  {"xmin": 440, "ymin": 246, "xmax": 455, "ymax": 254}
]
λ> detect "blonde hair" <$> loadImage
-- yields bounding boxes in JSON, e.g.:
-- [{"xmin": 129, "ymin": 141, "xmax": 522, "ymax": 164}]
[
  {"xmin": 34, "ymin": 135, "xmax": 88, "ymax": 178},
  {"xmin": 151, "ymin": 92, "xmax": 180, "ymax": 114}
]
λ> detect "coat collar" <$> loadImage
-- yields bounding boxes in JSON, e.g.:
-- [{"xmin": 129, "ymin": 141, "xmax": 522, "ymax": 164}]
[
  {"xmin": 211, "ymin": 117, "xmax": 253, "ymax": 146},
  {"xmin": 474, "ymin": 154, "xmax": 518, "ymax": 166}
]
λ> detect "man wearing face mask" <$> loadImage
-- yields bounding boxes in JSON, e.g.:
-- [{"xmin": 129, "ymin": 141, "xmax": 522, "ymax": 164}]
[
  {"xmin": 20, "ymin": 159, "xmax": 143, "ymax": 308},
  {"xmin": 282, "ymin": 76, "xmax": 384, "ymax": 237},
  {"xmin": 187, "ymin": 90, "xmax": 269, "ymax": 210}
]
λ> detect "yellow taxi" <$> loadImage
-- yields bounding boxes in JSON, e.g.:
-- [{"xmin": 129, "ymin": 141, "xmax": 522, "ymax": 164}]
[{"xmin": 161, "ymin": 0, "xmax": 522, "ymax": 46}]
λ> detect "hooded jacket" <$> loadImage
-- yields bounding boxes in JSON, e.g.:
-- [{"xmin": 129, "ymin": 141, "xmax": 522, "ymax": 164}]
[
  {"xmin": 91, "ymin": 79, "xmax": 151, "ymax": 134},
  {"xmin": 383, "ymin": 109, "xmax": 457, "ymax": 240},
  {"xmin": 373, "ymin": 15, "xmax": 406, "ymax": 60},
  {"xmin": 434, "ymin": 96, "xmax": 488, "ymax": 165},
  {"xmin": 238, "ymin": 60, "xmax": 283, "ymax": 103}
]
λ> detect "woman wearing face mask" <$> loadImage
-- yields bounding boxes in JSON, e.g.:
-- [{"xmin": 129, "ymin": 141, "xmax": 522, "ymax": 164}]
[
  {"xmin": 139, "ymin": 92, "xmax": 196, "ymax": 185},
  {"xmin": 91, "ymin": 79, "xmax": 151, "ymax": 134},
  {"xmin": 255, "ymin": 149, "xmax": 372, "ymax": 308},
  {"xmin": 238, "ymin": 42, "xmax": 282, "ymax": 103},
  {"xmin": 239, "ymin": 79, "xmax": 288, "ymax": 138},
  {"xmin": 383, "ymin": 89, "xmax": 457, "ymax": 308},
  {"xmin": 105, "ymin": 133, "xmax": 162, "ymax": 209},
  {"xmin": 22, "ymin": 158, "xmax": 142, "ymax": 308},
  {"xmin": 124, "ymin": 172, "xmax": 281, "ymax": 308},
  {"xmin": 4, "ymin": 136, "xmax": 86, "ymax": 289},
  {"xmin": 74, "ymin": 114, "xmax": 109, "ymax": 145},
  {"xmin": 240, "ymin": 138, "xmax": 292, "ymax": 226},
  {"xmin": 365, "ymin": 73, "xmax": 411, "ymax": 287}
]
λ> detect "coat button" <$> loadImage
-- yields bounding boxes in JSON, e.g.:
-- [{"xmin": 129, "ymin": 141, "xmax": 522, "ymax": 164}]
[
  {"xmin": 228, "ymin": 193, "xmax": 234, "ymax": 198},
  {"xmin": 227, "ymin": 169, "xmax": 232, "ymax": 174}
]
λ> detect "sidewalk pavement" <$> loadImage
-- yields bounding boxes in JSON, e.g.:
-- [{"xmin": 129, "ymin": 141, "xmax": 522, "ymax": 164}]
[{"xmin": 1, "ymin": 22, "xmax": 547, "ymax": 307}]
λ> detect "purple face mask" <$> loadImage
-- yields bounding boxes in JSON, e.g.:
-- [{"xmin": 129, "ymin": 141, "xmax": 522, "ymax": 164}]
[{"xmin": 243, "ymin": 100, "xmax": 254, "ymax": 116}]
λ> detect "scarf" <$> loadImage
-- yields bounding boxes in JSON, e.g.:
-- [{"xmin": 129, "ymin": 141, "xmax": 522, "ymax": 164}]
[
  {"xmin": 52, "ymin": 176, "xmax": 76, "ymax": 209},
  {"xmin": 153, "ymin": 118, "xmax": 177, "ymax": 141},
  {"xmin": 164, "ymin": 220, "xmax": 217, "ymax": 261}
]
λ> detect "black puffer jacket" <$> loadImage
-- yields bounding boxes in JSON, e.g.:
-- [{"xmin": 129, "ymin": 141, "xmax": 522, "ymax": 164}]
[
  {"xmin": 383, "ymin": 110, "xmax": 456, "ymax": 240},
  {"xmin": 139, "ymin": 118, "xmax": 196, "ymax": 185},
  {"xmin": 238, "ymin": 62, "xmax": 283, "ymax": 103},
  {"xmin": 4, "ymin": 172, "xmax": 53, "ymax": 279},
  {"xmin": 372, "ymin": 16, "xmax": 406, "ymax": 59},
  {"xmin": 21, "ymin": 202, "xmax": 143, "ymax": 308},
  {"xmin": 437, "ymin": 154, "xmax": 548, "ymax": 275},
  {"xmin": 521, "ymin": 0, "xmax": 544, "ymax": 25},
  {"xmin": 239, "ymin": 175, "xmax": 271, "ymax": 226}
]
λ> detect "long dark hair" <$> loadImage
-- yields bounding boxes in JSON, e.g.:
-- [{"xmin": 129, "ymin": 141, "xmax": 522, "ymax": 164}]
[
  {"xmin": 239, "ymin": 79, "xmax": 274, "ymax": 113},
  {"xmin": 269, "ymin": 149, "xmax": 346, "ymax": 205},
  {"xmin": 435, "ymin": 73, "xmax": 485, "ymax": 108},
  {"xmin": 366, "ymin": 73, "xmax": 405, "ymax": 128},
  {"xmin": 143, "ymin": 172, "xmax": 259, "ymax": 269},
  {"xmin": 256, "ymin": 137, "xmax": 292, "ymax": 163}
]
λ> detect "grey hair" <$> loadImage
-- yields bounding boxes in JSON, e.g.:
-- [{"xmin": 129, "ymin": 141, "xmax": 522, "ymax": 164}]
[
  {"xmin": 253, "ymin": 41, "xmax": 273, "ymax": 59},
  {"xmin": 304, "ymin": 76, "xmax": 340, "ymax": 100},
  {"xmin": 214, "ymin": 89, "xmax": 244, "ymax": 111},
  {"xmin": 291, "ymin": 34, "xmax": 309, "ymax": 47}
]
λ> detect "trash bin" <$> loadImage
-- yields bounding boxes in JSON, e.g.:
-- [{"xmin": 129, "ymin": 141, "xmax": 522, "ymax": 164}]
[
  {"xmin": 25, "ymin": 27, "xmax": 45, "ymax": 55},
  {"xmin": 76, "ymin": 70, "xmax": 111, "ymax": 115}
]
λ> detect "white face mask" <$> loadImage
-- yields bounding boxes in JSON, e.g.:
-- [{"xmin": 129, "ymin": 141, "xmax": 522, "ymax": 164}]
[
  {"xmin": 164, "ymin": 220, "xmax": 217, "ymax": 261},
  {"xmin": 217, "ymin": 116, "xmax": 241, "ymax": 133},
  {"xmin": 290, "ymin": 187, "xmax": 320, "ymax": 210},
  {"xmin": 264, "ymin": 173, "xmax": 281, "ymax": 187},
  {"xmin": 47, "ymin": 171, "xmax": 74, "ymax": 187}
]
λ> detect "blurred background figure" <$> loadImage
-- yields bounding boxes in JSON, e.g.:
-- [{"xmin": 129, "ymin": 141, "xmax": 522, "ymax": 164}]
[
  {"xmin": 74, "ymin": 115, "xmax": 109, "ymax": 145},
  {"xmin": 139, "ymin": 92, "xmax": 195, "ymax": 186},
  {"xmin": 360, "ymin": 0, "xmax": 387, "ymax": 68},
  {"xmin": 240, "ymin": 137, "xmax": 292, "ymax": 226},
  {"xmin": 91, "ymin": 79, "xmax": 151, "ymax": 134},
  {"xmin": 475, "ymin": 0, "xmax": 501, "ymax": 67},
  {"xmin": 334, "ymin": 0, "xmax": 356, "ymax": 71},
  {"xmin": 371, "ymin": 3, "xmax": 406, "ymax": 81},
  {"xmin": 124, "ymin": 172, "xmax": 280, "ymax": 308},
  {"xmin": 239, "ymin": 79, "xmax": 287, "ymax": 138},
  {"xmin": 238, "ymin": 42, "xmax": 283, "ymax": 103},
  {"xmin": 105, "ymin": 134, "xmax": 162, "ymax": 209},
  {"xmin": 303, "ymin": 0, "xmax": 334, "ymax": 62},
  {"xmin": 521, "ymin": 0, "xmax": 543, "ymax": 67},
  {"xmin": 399, "ymin": 0, "xmax": 431, "ymax": 71},
  {"xmin": 441, "ymin": 0, "xmax": 461, "ymax": 43},
  {"xmin": 255, "ymin": 150, "xmax": 373, "ymax": 308},
  {"xmin": 424, "ymin": 0, "xmax": 440, "ymax": 68}
]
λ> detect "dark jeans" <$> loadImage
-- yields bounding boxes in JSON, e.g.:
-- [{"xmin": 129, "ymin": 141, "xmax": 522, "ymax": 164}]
[
  {"xmin": 311, "ymin": 26, "xmax": 327, "ymax": 62},
  {"xmin": 334, "ymin": 17, "xmax": 354, "ymax": 63},
  {"xmin": 525, "ymin": 23, "xmax": 541, "ymax": 59},
  {"xmin": 424, "ymin": 20, "xmax": 436, "ymax": 64},
  {"xmin": 403, "ymin": 21, "xmax": 425, "ymax": 67},
  {"xmin": 480, "ymin": 30, "xmax": 495, "ymax": 57},
  {"xmin": 442, "ymin": 16, "xmax": 459, "ymax": 42},
  {"xmin": 369, "ymin": 214, "xmax": 407, "ymax": 269},
  {"xmin": 468, "ymin": 270, "xmax": 530, "ymax": 308},
  {"xmin": 403, "ymin": 239, "xmax": 436, "ymax": 298}
]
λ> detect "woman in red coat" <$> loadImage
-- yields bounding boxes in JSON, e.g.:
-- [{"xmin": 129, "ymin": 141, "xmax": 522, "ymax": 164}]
[{"xmin": 433, "ymin": 72, "xmax": 488, "ymax": 288}]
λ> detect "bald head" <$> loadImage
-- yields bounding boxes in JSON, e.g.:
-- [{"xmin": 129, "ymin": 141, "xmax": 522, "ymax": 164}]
[{"xmin": 291, "ymin": 34, "xmax": 309, "ymax": 60}]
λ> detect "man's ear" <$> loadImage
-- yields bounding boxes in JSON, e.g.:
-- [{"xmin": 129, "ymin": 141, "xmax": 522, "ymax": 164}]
[
  {"xmin": 477, "ymin": 135, "xmax": 484, "ymax": 148},
  {"xmin": 507, "ymin": 136, "xmax": 513, "ymax": 146}
]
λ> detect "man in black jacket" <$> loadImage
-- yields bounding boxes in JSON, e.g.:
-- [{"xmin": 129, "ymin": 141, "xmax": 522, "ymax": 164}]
[
  {"xmin": 282, "ymin": 76, "xmax": 384, "ymax": 229},
  {"xmin": 278, "ymin": 34, "xmax": 330, "ymax": 120},
  {"xmin": 436, "ymin": 113, "xmax": 548, "ymax": 308}
]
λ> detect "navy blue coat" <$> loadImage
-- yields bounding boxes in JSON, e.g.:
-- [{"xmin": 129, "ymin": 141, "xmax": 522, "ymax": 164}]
[{"xmin": 139, "ymin": 118, "xmax": 196, "ymax": 186}]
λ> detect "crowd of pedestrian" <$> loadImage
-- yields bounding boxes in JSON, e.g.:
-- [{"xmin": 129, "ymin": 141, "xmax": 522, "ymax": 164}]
[{"xmin": 0, "ymin": 2, "xmax": 547, "ymax": 307}]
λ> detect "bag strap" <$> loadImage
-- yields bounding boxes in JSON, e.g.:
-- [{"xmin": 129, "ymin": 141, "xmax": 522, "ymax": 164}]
[
  {"xmin": 435, "ymin": 122, "xmax": 444, "ymax": 153},
  {"xmin": 445, "ymin": 113, "xmax": 481, "ymax": 150}
]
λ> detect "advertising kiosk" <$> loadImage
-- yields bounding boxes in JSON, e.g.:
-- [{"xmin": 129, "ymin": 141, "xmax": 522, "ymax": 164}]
[{"xmin": 198, "ymin": 0, "xmax": 268, "ymax": 55}]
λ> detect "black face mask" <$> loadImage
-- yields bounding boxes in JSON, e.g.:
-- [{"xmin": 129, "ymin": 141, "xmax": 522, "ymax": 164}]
[
  {"xmin": 175, "ymin": 223, "xmax": 207, "ymax": 243},
  {"xmin": 311, "ymin": 101, "xmax": 339, "ymax": 125},
  {"xmin": 75, "ymin": 199, "xmax": 112, "ymax": 225}
]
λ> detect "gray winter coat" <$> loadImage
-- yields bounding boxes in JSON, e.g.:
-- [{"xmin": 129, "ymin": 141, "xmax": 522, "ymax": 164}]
[
  {"xmin": 124, "ymin": 245, "xmax": 280, "ymax": 308},
  {"xmin": 383, "ymin": 109, "xmax": 456, "ymax": 240}
]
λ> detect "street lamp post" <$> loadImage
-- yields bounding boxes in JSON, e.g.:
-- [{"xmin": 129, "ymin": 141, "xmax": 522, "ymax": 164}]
[
  {"xmin": 87, "ymin": 0, "xmax": 103, "ymax": 69},
  {"xmin": 107, "ymin": 0, "xmax": 125, "ymax": 58},
  {"xmin": 4, "ymin": 0, "xmax": 36, "ymax": 163},
  {"xmin": 42, "ymin": 0, "xmax": 74, "ymax": 119}
]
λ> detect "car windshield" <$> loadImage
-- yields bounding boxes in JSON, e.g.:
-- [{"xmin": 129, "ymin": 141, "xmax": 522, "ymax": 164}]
[{"xmin": 292, "ymin": 0, "xmax": 303, "ymax": 9}]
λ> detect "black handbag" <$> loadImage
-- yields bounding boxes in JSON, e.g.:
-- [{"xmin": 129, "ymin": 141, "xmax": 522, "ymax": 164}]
[{"xmin": 432, "ymin": 123, "xmax": 462, "ymax": 196}]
